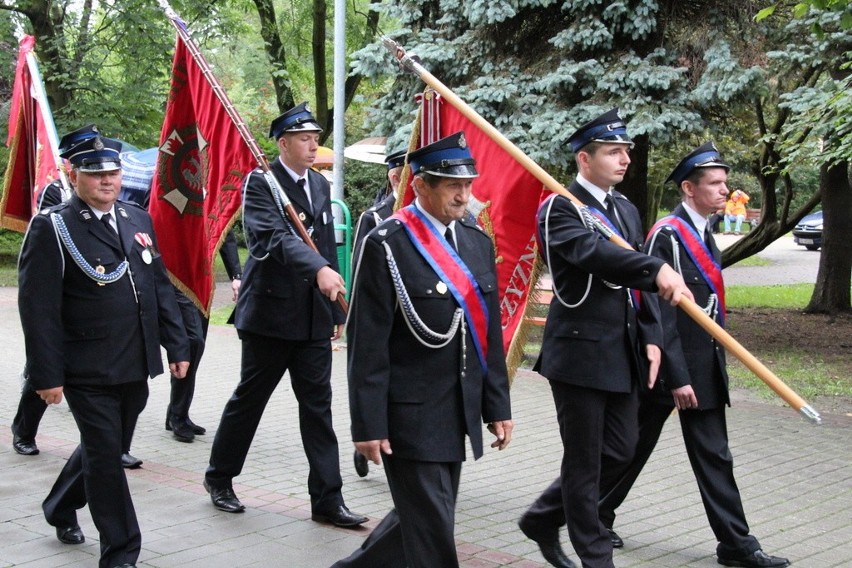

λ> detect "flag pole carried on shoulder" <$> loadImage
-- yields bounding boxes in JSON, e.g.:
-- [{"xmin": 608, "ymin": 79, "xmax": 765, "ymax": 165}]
[
  {"xmin": 156, "ymin": 0, "xmax": 348, "ymax": 314},
  {"xmin": 381, "ymin": 37, "xmax": 820, "ymax": 425}
]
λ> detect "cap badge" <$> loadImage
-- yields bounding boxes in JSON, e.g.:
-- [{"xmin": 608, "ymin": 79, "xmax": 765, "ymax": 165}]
[
  {"xmin": 93, "ymin": 138, "xmax": 104, "ymax": 150},
  {"xmin": 458, "ymin": 133, "xmax": 467, "ymax": 149}
]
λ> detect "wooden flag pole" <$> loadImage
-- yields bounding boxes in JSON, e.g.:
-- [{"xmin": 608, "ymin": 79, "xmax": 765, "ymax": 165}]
[{"xmin": 382, "ymin": 37, "xmax": 820, "ymax": 424}]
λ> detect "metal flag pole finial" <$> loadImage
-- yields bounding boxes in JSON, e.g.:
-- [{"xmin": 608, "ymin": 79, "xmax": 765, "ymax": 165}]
[{"xmin": 381, "ymin": 38, "xmax": 820, "ymax": 425}]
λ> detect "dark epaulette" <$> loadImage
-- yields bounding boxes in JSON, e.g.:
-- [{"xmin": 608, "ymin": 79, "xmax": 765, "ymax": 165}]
[
  {"xmin": 457, "ymin": 213, "xmax": 491, "ymax": 242},
  {"xmin": 38, "ymin": 201, "xmax": 69, "ymax": 216},
  {"xmin": 612, "ymin": 190, "xmax": 630, "ymax": 203},
  {"xmin": 367, "ymin": 216, "xmax": 405, "ymax": 243},
  {"xmin": 116, "ymin": 198, "xmax": 146, "ymax": 212}
]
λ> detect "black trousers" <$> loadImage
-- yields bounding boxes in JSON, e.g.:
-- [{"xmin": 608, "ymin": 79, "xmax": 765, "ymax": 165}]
[
  {"xmin": 332, "ymin": 456, "xmax": 462, "ymax": 568},
  {"xmin": 599, "ymin": 400, "xmax": 760, "ymax": 558},
  {"xmin": 524, "ymin": 382, "xmax": 638, "ymax": 568},
  {"xmin": 205, "ymin": 331, "xmax": 343, "ymax": 513},
  {"xmin": 43, "ymin": 381, "xmax": 148, "ymax": 568},
  {"xmin": 12, "ymin": 371, "xmax": 47, "ymax": 441},
  {"xmin": 168, "ymin": 292, "xmax": 208, "ymax": 424}
]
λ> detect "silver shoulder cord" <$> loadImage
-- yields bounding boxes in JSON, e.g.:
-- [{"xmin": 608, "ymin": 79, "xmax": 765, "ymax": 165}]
[
  {"xmin": 544, "ymin": 197, "xmax": 624, "ymax": 309},
  {"xmin": 242, "ymin": 169, "xmax": 300, "ymax": 262},
  {"xmin": 646, "ymin": 228, "xmax": 718, "ymax": 319},
  {"xmin": 49, "ymin": 213, "xmax": 138, "ymax": 303},
  {"xmin": 382, "ymin": 240, "xmax": 463, "ymax": 348}
]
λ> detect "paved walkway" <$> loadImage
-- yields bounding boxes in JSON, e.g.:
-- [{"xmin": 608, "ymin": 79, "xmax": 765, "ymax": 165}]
[{"xmin": 1, "ymin": 284, "xmax": 849, "ymax": 567}]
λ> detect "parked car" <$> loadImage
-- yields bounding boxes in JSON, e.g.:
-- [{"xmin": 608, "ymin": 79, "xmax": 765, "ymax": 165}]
[{"xmin": 792, "ymin": 210, "xmax": 823, "ymax": 251}]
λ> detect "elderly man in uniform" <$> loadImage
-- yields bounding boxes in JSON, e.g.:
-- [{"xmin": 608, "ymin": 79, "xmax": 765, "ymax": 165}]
[
  {"xmin": 519, "ymin": 109, "xmax": 691, "ymax": 568},
  {"xmin": 18, "ymin": 135, "xmax": 190, "ymax": 568},
  {"xmin": 203, "ymin": 102, "xmax": 367, "ymax": 528},
  {"xmin": 598, "ymin": 143, "xmax": 790, "ymax": 568},
  {"xmin": 333, "ymin": 132, "xmax": 513, "ymax": 568}
]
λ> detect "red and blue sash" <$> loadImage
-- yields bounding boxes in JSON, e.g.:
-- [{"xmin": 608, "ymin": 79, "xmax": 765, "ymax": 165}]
[
  {"xmin": 393, "ymin": 205, "xmax": 490, "ymax": 374},
  {"xmin": 649, "ymin": 215, "xmax": 726, "ymax": 324},
  {"xmin": 535, "ymin": 195, "xmax": 643, "ymax": 311},
  {"xmin": 587, "ymin": 205, "xmax": 644, "ymax": 312}
]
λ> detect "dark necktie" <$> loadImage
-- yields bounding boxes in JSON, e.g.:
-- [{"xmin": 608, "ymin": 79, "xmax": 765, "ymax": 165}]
[
  {"xmin": 605, "ymin": 194, "xmax": 626, "ymax": 235},
  {"xmin": 297, "ymin": 178, "xmax": 310, "ymax": 208},
  {"xmin": 704, "ymin": 225, "xmax": 720, "ymax": 262},
  {"xmin": 101, "ymin": 212, "xmax": 121, "ymax": 248},
  {"xmin": 444, "ymin": 227, "xmax": 456, "ymax": 251}
]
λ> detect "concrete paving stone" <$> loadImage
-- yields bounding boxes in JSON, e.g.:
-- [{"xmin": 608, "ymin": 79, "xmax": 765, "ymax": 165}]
[{"xmin": 2, "ymin": 284, "xmax": 851, "ymax": 567}]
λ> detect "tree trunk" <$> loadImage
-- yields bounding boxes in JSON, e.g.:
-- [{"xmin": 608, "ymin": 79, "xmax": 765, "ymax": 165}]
[
  {"xmin": 617, "ymin": 134, "xmax": 651, "ymax": 230},
  {"xmin": 312, "ymin": 0, "xmax": 328, "ymax": 140},
  {"xmin": 805, "ymin": 160, "xmax": 852, "ymax": 314},
  {"xmin": 10, "ymin": 0, "xmax": 72, "ymax": 113},
  {"xmin": 253, "ymin": 0, "xmax": 294, "ymax": 113}
]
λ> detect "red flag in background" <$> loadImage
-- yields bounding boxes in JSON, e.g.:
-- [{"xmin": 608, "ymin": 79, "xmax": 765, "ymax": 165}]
[
  {"xmin": 439, "ymin": 102, "xmax": 546, "ymax": 357},
  {"xmin": 1, "ymin": 36, "xmax": 60, "ymax": 232},
  {"xmin": 149, "ymin": 33, "xmax": 255, "ymax": 316}
]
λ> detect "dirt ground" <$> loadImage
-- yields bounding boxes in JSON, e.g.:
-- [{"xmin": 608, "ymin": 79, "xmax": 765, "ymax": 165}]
[{"xmin": 725, "ymin": 307, "xmax": 852, "ymax": 416}]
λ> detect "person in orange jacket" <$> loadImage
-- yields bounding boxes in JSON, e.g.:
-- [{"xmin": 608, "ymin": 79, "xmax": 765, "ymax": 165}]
[{"xmin": 723, "ymin": 189, "xmax": 749, "ymax": 234}]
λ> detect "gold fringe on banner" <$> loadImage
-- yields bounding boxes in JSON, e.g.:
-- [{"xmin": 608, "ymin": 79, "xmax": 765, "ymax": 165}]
[{"xmin": 505, "ymin": 253, "xmax": 546, "ymax": 386}]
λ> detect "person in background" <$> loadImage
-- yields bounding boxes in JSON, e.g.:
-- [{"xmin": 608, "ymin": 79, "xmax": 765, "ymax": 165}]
[
  {"xmin": 18, "ymin": 134, "xmax": 189, "ymax": 568},
  {"xmin": 203, "ymin": 103, "xmax": 367, "ymax": 529},
  {"xmin": 723, "ymin": 189, "xmax": 749, "ymax": 235},
  {"xmin": 599, "ymin": 142, "xmax": 790, "ymax": 568},
  {"xmin": 12, "ymin": 124, "xmax": 99, "ymax": 458},
  {"xmin": 348, "ymin": 147, "xmax": 406, "ymax": 478}
]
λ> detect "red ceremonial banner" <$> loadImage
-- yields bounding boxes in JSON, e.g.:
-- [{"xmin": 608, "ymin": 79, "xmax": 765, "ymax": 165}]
[
  {"xmin": 404, "ymin": 94, "xmax": 546, "ymax": 354},
  {"xmin": 1, "ymin": 36, "xmax": 60, "ymax": 232},
  {"xmin": 149, "ymin": 34, "xmax": 255, "ymax": 316}
]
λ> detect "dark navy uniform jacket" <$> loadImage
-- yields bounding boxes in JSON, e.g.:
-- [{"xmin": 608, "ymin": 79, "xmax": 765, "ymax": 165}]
[
  {"xmin": 351, "ymin": 192, "xmax": 395, "ymax": 265},
  {"xmin": 347, "ymin": 213, "xmax": 511, "ymax": 463},
  {"xmin": 18, "ymin": 195, "xmax": 189, "ymax": 390},
  {"xmin": 534, "ymin": 182, "xmax": 664, "ymax": 393},
  {"xmin": 234, "ymin": 160, "xmax": 344, "ymax": 340},
  {"xmin": 645, "ymin": 204, "xmax": 729, "ymax": 409}
]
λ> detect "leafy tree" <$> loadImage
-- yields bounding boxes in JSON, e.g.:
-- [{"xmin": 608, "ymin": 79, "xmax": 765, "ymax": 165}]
[
  {"xmin": 249, "ymin": 0, "xmax": 382, "ymax": 143},
  {"xmin": 352, "ymin": 1, "xmax": 850, "ymax": 288},
  {"xmin": 0, "ymin": 0, "xmax": 251, "ymax": 145},
  {"xmin": 352, "ymin": 1, "xmax": 773, "ymax": 226},
  {"xmin": 755, "ymin": 1, "xmax": 852, "ymax": 314}
]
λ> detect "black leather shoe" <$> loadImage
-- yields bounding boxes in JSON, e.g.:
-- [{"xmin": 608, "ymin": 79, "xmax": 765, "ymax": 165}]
[
  {"xmin": 13, "ymin": 435, "xmax": 39, "ymax": 456},
  {"xmin": 121, "ymin": 453, "xmax": 142, "ymax": 469},
  {"xmin": 186, "ymin": 418, "xmax": 206, "ymax": 435},
  {"xmin": 353, "ymin": 450, "xmax": 369, "ymax": 477},
  {"xmin": 166, "ymin": 418, "xmax": 195, "ymax": 443},
  {"xmin": 718, "ymin": 549, "xmax": 790, "ymax": 567},
  {"xmin": 608, "ymin": 528, "xmax": 624, "ymax": 548},
  {"xmin": 204, "ymin": 479, "xmax": 245, "ymax": 513},
  {"xmin": 518, "ymin": 515, "xmax": 577, "ymax": 568},
  {"xmin": 311, "ymin": 505, "xmax": 368, "ymax": 528},
  {"xmin": 56, "ymin": 524, "xmax": 85, "ymax": 544},
  {"xmin": 112, "ymin": 564, "xmax": 136, "ymax": 567},
  {"xmin": 166, "ymin": 416, "xmax": 206, "ymax": 436}
]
